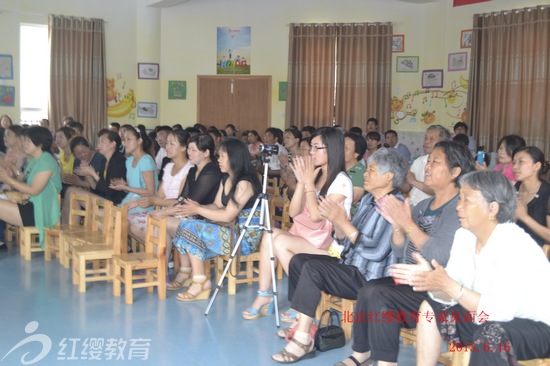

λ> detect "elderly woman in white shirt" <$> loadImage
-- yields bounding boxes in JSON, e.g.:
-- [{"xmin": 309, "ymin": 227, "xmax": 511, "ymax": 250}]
[{"xmin": 397, "ymin": 171, "xmax": 550, "ymax": 365}]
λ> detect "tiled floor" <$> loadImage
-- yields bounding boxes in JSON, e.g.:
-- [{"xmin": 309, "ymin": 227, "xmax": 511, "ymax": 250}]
[{"xmin": 0, "ymin": 242, "xmax": 417, "ymax": 365}]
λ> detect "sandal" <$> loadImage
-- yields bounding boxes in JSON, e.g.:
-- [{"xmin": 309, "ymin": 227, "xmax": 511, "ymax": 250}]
[
  {"xmin": 176, "ymin": 275, "xmax": 211, "ymax": 302},
  {"xmin": 242, "ymin": 289, "xmax": 274, "ymax": 320},
  {"xmin": 333, "ymin": 355, "xmax": 373, "ymax": 366},
  {"xmin": 167, "ymin": 267, "xmax": 192, "ymax": 291},
  {"xmin": 280, "ymin": 308, "xmax": 298, "ymax": 323},
  {"xmin": 277, "ymin": 323, "xmax": 318, "ymax": 342},
  {"xmin": 272, "ymin": 335, "xmax": 316, "ymax": 363}
]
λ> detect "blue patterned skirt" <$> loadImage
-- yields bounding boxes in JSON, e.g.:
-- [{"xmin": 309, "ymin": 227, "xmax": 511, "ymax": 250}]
[{"xmin": 172, "ymin": 208, "xmax": 262, "ymax": 261}]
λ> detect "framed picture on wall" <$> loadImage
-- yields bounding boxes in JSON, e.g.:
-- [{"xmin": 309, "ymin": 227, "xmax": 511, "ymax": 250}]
[
  {"xmin": 460, "ymin": 29, "xmax": 473, "ymax": 48},
  {"xmin": 422, "ymin": 69, "xmax": 444, "ymax": 88},
  {"xmin": 138, "ymin": 63, "xmax": 159, "ymax": 79},
  {"xmin": 396, "ymin": 56, "xmax": 419, "ymax": 73},
  {"xmin": 448, "ymin": 52, "xmax": 468, "ymax": 71},
  {"xmin": 0, "ymin": 55, "xmax": 13, "ymax": 80},
  {"xmin": 392, "ymin": 35, "xmax": 405, "ymax": 53},
  {"xmin": 137, "ymin": 102, "xmax": 158, "ymax": 118}
]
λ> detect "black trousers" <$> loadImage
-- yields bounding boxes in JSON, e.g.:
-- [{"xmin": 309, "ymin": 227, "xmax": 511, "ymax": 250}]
[
  {"xmin": 288, "ymin": 253, "xmax": 368, "ymax": 319},
  {"xmin": 426, "ymin": 299, "xmax": 550, "ymax": 365},
  {"xmin": 352, "ymin": 277, "xmax": 430, "ymax": 362}
]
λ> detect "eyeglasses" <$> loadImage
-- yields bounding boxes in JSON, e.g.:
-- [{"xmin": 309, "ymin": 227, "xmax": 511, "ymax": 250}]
[{"xmin": 310, "ymin": 145, "xmax": 327, "ymax": 152}]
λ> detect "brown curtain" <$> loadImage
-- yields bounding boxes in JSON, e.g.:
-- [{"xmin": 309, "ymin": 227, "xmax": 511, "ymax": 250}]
[
  {"xmin": 468, "ymin": 6, "xmax": 550, "ymax": 153},
  {"xmin": 335, "ymin": 23, "xmax": 393, "ymax": 132},
  {"xmin": 286, "ymin": 24, "xmax": 337, "ymax": 127},
  {"xmin": 49, "ymin": 15, "xmax": 107, "ymax": 142}
]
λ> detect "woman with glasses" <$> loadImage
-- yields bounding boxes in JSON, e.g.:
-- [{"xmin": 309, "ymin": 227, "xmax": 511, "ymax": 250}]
[{"xmin": 243, "ymin": 127, "xmax": 353, "ymax": 320}]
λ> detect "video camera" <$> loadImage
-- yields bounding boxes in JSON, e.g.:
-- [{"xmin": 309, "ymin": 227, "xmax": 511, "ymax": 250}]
[{"xmin": 259, "ymin": 144, "xmax": 279, "ymax": 155}]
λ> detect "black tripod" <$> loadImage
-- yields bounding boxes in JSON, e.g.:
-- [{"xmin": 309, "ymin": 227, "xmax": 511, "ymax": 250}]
[{"xmin": 204, "ymin": 155, "xmax": 280, "ymax": 328}]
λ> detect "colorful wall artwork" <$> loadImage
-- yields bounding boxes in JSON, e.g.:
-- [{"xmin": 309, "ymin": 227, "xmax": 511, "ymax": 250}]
[
  {"xmin": 107, "ymin": 74, "xmax": 136, "ymax": 119},
  {"xmin": 391, "ymin": 75, "xmax": 469, "ymax": 128},
  {"xmin": 217, "ymin": 26, "xmax": 251, "ymax": 75},
  {"xmin": 0, "ymin": 85, "xmax": 15, "ymax": 106},
  {"xmin": 168, "ymin": 81, "xmax": 187, "ymax": 100}
]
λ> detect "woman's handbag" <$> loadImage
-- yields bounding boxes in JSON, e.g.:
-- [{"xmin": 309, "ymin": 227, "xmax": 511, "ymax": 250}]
[
  {"xmin": 288, "ymin": 204, "xmax": 333, "ymax": 250},
  {"xmin": 314, "ymin": 309, "xmax": 346, "ymax": 352}
]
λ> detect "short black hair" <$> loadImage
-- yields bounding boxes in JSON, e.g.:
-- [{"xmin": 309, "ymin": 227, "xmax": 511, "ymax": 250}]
[
  {"xmin": 28, "ymin": 126, "xmax": 54, "ymax": 152},
  {"xmin": 349, "ymin": 127, "xmax": 363, "ymax": 135},
  {"xmin": 497, "ymin": 134, "xmax": 526, "ymax": 158},
  {"xmin": 344, "ymin": 132, "xmax": 367, "ymax": 162},
  {"xmin": 366, "ymin": 117, "xmax": 379, "ymax": 126},
  {"xmin": 67, "ymin": 120, "xmax": 84, "ymax": 133},
  {"xmin": 69, "ymin": 136, "xmax": 91, "ymax": 153},
  {"xmin": 384, "ymin": 129, "xmax": 398, "ymax": 138},
  {"xmin": 453, "ymin": 122, "xmax": 468, "ymax": 133}
]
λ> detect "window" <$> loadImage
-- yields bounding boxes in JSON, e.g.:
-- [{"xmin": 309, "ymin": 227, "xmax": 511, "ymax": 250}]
[{"xmin": 20, "ymin": 24, "xmax": 49, "ymax": 124}]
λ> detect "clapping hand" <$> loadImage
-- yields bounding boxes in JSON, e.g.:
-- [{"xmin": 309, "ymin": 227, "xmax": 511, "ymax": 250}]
[
  {"xmin": 109, "ymin": 178, "xmax": 128, "ymax": 191},
  {"xmin": 319, "ymin": 195, "xmax": 346, "ymax": 224},
  {"xmin": 289, "ymin": 155, "xmax": 320, "ymax": 187}
]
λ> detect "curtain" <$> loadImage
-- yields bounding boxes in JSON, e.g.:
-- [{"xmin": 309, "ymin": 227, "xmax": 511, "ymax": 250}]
[
  {"xmin": 467, "ymin": 6, "xmax": 550, "ymax": 153},
  {"xmin": 336, "ymin": 23, "xmax": 393, "ymax": 132},
  {"xmin": 286, "ymin": 24, "xmax": 337, "ymax": 127},
  {"xmin": 49, "ymin": 15, "xmax": 107, "ymax": 142}
]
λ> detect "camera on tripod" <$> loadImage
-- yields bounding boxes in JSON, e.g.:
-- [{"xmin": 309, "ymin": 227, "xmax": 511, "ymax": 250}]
[{"xmin": 259, "ymin": 144, "xmax": 279, "ymax": 155}]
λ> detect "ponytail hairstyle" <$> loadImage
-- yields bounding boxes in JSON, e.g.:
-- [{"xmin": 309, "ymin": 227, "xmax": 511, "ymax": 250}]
[
  {"xmin": 125, "ymin": 125, "xmax": 153, "ymax": 156},
  {"xmin": 99, "ymin": 130, "xmax": 122, "ymax": 151}
]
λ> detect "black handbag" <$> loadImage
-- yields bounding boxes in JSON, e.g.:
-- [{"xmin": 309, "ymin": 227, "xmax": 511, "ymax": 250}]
[{"xmin": 314, "ymin": 309, "xmax": 346, "ymax": 352}]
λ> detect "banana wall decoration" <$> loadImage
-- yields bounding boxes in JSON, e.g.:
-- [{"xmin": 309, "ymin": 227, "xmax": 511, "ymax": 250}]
[{"xmin": 107, "ymin": 89, "xmax": 136, "ymax": 118}]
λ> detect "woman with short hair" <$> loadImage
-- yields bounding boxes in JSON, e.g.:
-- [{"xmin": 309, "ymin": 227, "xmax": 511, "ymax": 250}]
[{"xmin": 414, "ymin": 171, "xmax": 550, "ymax": 365}]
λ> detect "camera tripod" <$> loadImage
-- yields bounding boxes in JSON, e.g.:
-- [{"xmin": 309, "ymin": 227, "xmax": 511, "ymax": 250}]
[{"xmin": 204, "ymin": 156, "xmax": 280, "ymax": 328}]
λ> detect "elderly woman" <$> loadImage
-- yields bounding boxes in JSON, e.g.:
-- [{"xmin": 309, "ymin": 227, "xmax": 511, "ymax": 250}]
[
  {"xmin": 270, "ymin": 148, "xmax": 408, "ymax": 364},
  {"xmin": 412, "ymin": 171, "xmax": 550, "ymax": 365},
  {"xmin": 334, "ymin": 140, "xmax": 475, "ymax": 366}
]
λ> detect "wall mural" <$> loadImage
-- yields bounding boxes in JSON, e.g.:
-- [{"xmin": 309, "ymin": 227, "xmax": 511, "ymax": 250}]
[
  {"xmin": 107, "ymin": 73, "xmax": 136, "ymax": 119},
  {"xmin": 391, "ymin": 75, "xmax": 469, "ymax": 128}
]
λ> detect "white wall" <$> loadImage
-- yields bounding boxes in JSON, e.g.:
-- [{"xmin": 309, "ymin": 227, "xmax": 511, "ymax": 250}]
[{"xmin": 1, "ymin": 0, "xmax": 549, "ymax": 131}]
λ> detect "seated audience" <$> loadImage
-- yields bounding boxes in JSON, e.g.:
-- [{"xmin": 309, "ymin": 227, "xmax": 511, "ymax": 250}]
[
  {"xmin": 110, "ymin": 125, "xmax": 158, "ymax": 214},
  {"xmin": 363, "ymin": 131, "xmax": 381, "ymax": 163},
  {"xmin": 513, "ymin": 146, "xmax": 550, "ymax": 246},
  {"xmin": 402, "ymin": 125, "xmax": 450, "ymax": 207},
  {"xmin": 414, "ymin": 171, "xmax": 550, "ymax": 365},
  {"xmin": 128, "ymin": 130, "xmax": 193, "ymax": 243},
  {"xmin": 154, "ymin": 125, "xmax": 172, "ymax": 171},
  {"xmin": 384, "ymin": 129, "xmax": 411, "ymax": 165},
  {"xmin": 151, "ymin": 133, "xmax": 222, "ymax": 283},
  {"xmin": 262, "ymin": 127, "xmax": 288, "ymax": 177},
  {"xmin": 63, "ymin": 137, "xmax": 106, "ymax": 190},
  {"xmin": 334, "ymin": 140, "xmax": 474, "ymax": 366},
  {"xmin": 344, "ymin": 132, "xmax": 367, "ymax": 215},
  {"xmin": 270, "ymin": 148, "xmax": 408, "ymax": 364},
  {"xmin": 300, "ymin": 126, "xmax": 315, "ymax": 139},
  {"xmin": 0, "ymin": 126, "xmax": 62, "ymax": 246},
  {"xmin": 452, "ymin": 121, "xmax": 476, "ymax": 154},
  {"xmin": 171, "ymin": 139, "xmax": 262, "ymax": 301},
  {"xmin": 247, "ymin": 130, "xmax": 262, "ymax": 166},
  {"xmin": 225, "ymin": 123, "xmax": 238, "ymax": 139},
  {"xmin": 243, "ymin": 127, "xmax": 352, "ymax": 320},
  {"xmin": 476, "ymin": 134, "xmax": 526, "ymax": 183}
]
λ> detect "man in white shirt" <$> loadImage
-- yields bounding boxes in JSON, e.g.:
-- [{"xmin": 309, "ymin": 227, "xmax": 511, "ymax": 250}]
[
  {"xmin": 154, "ymin": 126, "xmax": 171, "ymax": 170},
  {"xmin": 402, "ymin": 125, "xmax": 450, "ymax": 206},
  {"xmin": 262, "ymin": 127, "xmax": 288, "ymax": 177}
]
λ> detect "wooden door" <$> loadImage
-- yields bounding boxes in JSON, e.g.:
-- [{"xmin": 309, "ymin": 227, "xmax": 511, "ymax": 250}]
[{"xmin": 197, "ymin": 75, "xmax": 271, "ymax": 134}]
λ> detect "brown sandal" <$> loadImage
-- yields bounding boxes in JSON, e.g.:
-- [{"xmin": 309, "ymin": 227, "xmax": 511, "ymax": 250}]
[
  {"xmin": 167, "ymin": 268, "xmax": 192, "ymax": 291},
  {"xmin": 176, "ymin": 276, "xmax": 211, "ymax": 302},
  {"xmin": 271, "ymin": 336, "xmax": 316, "ymax": 363}
]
